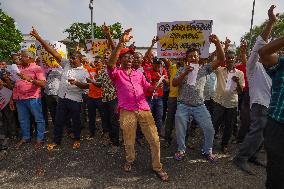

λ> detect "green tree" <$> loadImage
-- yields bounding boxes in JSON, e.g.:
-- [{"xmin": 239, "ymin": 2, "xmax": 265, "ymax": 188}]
[
  {"xmin": 241, "ymin": 13, "xmax": 284, "ymax": 51},
  {"xmin": 0, "ymin": 10, "xmax": 23, "ymax": 61},
  {"xmin": 64, "ymin": 22, "xmax": 123, "ymax": 46}
]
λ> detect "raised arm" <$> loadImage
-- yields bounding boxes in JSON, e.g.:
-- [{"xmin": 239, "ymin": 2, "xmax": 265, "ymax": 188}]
[
  {"xmin": 223, "ymin": 37, "xmax": 231, "ymax": 52},
  {"xmin": 259, "ymin": 37, "xmax": 283, "ymax": 67},
  {"xmin": 240, "ymin": 40, "xmax": 248, "ymax": 65},
  {"xmin": 102, "ymin": 23, "xmax": 115, "ymax": 50},
  {"xmin": 30, "ymin": 27, "xmax": 62, "ymax": 63},
  {"xmin": 210, "ymin": 34, "xmax": 225, "ymax": 70},
  {"xmin": 258, "ymin": 6, "xmax": 282, "ymax": 67},
  {"xmin": 107, "ymin": 28, "xmax": 132, "ymax": 68},
  {"xmin": 261, "ymin": 5, "xmax": 278, "ymax": 42},
  {"xmin": 144, "ymin": 36, "xmax": 159, "ymax": 60},
  {"xmin": 161, "ymin": 58, "xmax": 172, "ymax": 69}
]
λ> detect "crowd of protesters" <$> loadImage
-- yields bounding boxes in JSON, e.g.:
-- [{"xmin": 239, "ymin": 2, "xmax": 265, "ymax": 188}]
[{"xmin": 0, "ymin": 5, "xmax": 283, "ymax": 188}]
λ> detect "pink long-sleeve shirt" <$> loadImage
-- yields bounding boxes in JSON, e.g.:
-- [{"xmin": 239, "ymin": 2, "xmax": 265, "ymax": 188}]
[{"xmin": 107, "ymin": 66, "xmax": 151, "ymax": 111}]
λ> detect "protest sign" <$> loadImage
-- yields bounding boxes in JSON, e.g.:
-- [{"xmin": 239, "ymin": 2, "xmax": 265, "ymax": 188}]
[
  {"xmin": 85, "ymin": 39, "xmax": 118, "ymax": 60},
  {"xmin": 36, "ymin": 41, "xmax": 67, "ymax": 68},
  {"xmin": 225, "ymin": 72, "xmax": 237, "ymax": 93},
  {"xmin": 0, "ymin": 87, "xmax": 12, "ymax": 110},
  {"xmin": 157, "ymin": 20, "xmax": 213, "ymax": 58},
  {"xmin": 21, "ymin": 41, "xmax": 37, "ymax": 55},
  {"xmin": 6, "ymin": 64, "xmax": 20, "ymax": 82}
]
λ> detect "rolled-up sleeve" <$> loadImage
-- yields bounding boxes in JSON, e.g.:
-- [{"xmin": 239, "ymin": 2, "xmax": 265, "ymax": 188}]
[
  {"xmin": 35, "ymin": 67, "xmax": 46, "ymax": 81},
  {"xmin": 247, "ymin": 36, "xmax": 267, "ymax": 74},
  {"xmin": 266, "ymin": 57, "xmax": 284, "ymax": 77}
]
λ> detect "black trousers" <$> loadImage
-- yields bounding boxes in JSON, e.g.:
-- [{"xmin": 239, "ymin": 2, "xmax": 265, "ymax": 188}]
[
  {"xmin": 237, "ymin": 91, "xmax": 250, "ymax": 142},
  {"xmin": 235, "ymin": 104, "xmax": 267, "ymax": 161},
  {"xmin": 212, "ymin": 102, "xmax": 237, "ymax": 147},
  {"xmin": 46, "ymin": 95, "xmax": 71, "ymax": 130},
  {"xmin": 54, "ymin": 98, "xmax": 82, "ymax": 144},
  {"xmin": 101, "ymin": 99, "xmax": 119, "ymax": 146},
  {"xmin": 264, "ymin": 118, "xmax": 284, "ymax": 189},
  {"xmin": 204, "ymin": 99, "xmax": 214, "ymax": 116},
  {"xmin": 164, "ymin": 97, "xmax": 177, "ymax": 143},
  {"xmin": 0, "ymin": 105, "xmax": 17, "ymax": 138}
]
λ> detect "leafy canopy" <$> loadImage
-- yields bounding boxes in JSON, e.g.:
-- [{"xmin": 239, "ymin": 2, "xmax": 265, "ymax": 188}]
[{"xmin": 0, "ymin": 10, "xmax": 23, "ymax": 61}]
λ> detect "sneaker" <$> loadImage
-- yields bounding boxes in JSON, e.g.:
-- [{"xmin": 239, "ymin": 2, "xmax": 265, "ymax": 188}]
[
  {"xmin": 174, "ymin": 151, "xmax": 185, "ymax": 161},
  {"xmin": 72, "ymin": 140, "xmax": 81, "ymax": 150},
  {"xmin": 202, "ymin": 153, "xmax": 218, "ymax": 164}
]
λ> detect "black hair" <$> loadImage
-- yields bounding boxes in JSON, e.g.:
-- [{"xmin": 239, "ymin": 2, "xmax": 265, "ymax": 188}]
[
  {"xmin": 152, "ymin": 56, "xmax": 162, "ymax": 64},
  {"xmin": 186, "ymin": 44, "xmax": 201, "ymax": 56}
]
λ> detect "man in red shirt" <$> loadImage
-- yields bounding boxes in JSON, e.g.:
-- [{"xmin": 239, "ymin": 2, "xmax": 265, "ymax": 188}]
[{"xmin": 145, "ymin": 57, "xmax": 169, "ymax": 135}]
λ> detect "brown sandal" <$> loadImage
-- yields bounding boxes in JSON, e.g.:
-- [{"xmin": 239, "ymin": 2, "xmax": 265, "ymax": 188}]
[
  {"xmin": 15, "ymin": 139, "xmax": 29, "ymax": 150},
  {"xmin": 154, "ymin": 169, "xmax": 169, "ymax": 182},
  {"xmin": 123, "ymin": 162, "xmax": 132, "ymax": 172}
]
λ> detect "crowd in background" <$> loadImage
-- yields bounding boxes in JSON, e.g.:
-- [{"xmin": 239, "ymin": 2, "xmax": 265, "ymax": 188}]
[{"xmin": 0, "ymin": 5, "xmax": 283, "ymax": 188}]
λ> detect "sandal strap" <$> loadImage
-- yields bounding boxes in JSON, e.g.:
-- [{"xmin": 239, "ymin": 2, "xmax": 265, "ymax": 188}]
[
  {"xmin": 124, "ymin": 162, "xmax": 132, "ymax": 172},
  {"xmin": 154, "ymin": 169, "xmax": 169, "ymax": 181}
]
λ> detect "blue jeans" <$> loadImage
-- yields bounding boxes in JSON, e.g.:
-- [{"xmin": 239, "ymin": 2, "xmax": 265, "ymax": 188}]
[
  {"xmin": 147, "ymin": 97, "xmax": 163, "ymax": 134},
  {"xmin": 175, "ymin": 103, "xmax": 214, "ymax": 154},
  {"xmin": 16, "ymin": 98, "xmax": 45, "ymax": 141}
]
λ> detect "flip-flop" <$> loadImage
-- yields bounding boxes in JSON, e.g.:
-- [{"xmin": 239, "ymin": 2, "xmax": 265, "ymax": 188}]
[
  {"xmin": 153, "ymin": 169, "xmax": 169, "ymax": 182},
  {"xmin": 123, "ymin": 162, "xmax": 132, "ymax": 172}
]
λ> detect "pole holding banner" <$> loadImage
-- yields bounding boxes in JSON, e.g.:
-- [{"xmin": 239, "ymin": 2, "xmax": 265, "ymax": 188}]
[
  {"xmin": 249, "ymin": 0, "xmax": 256, "ymax": 51},
  {"xmin": 89, "ymin": 0, "xmax": 94, "ymax": 40}
]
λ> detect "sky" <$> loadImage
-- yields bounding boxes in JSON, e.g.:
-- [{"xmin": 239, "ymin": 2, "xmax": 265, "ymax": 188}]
[{"xmin": 1, "ymin": 0, "xmax": 284, "ymax": 47}]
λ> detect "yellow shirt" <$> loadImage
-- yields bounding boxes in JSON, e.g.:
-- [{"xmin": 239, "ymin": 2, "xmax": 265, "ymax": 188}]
[{"xmin": 169, "ymin": 64, "xmax": 178, "ymax": 97}]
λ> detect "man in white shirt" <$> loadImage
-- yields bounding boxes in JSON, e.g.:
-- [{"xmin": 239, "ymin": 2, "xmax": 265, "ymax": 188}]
[
  {"xmin": 233, "ymin": 6, "xmax": 274, "ymax": 175},
  {"xmin": 212, "ymin": 50, "xmax": 245, "ymax": 153},
  {"xmin": 30, "ymin": 28, "xmax": 89, "ymax": 150}
]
